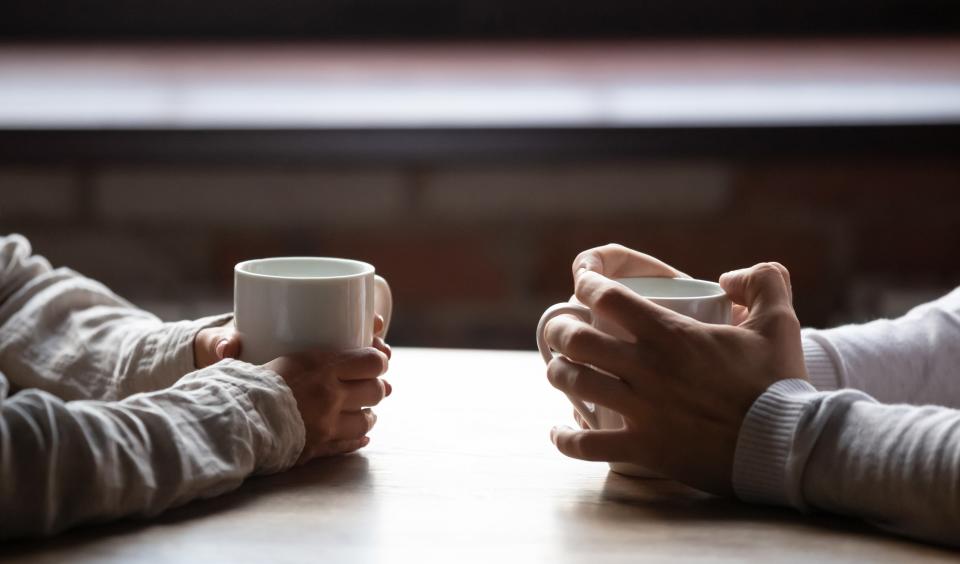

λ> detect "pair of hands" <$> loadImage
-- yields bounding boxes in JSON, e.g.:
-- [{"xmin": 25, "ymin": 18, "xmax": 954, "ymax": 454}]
[
  {"xmin": 191, "ymin": 243, "xmax": 807, "ymax": 493},
  {"xmin": 194, "ymin": 317, "xmax": 392, "ymax": 465},
  {"xmin": 543, "ymin": 244, "xmax": 808, "ymax": 495}
]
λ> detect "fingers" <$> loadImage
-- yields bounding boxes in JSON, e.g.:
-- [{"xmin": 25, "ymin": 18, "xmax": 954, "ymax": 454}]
[
  {"xmin": 731, "ymin": 304, "xmax": 749, "ymax": 326},
  {"xmin": 194, "ymin": 322, "xmax": 241, "ymax": 369},
  {"xmin": 573, "ymin": 243, "xmax": 687, "ymax": 279},
  {"xmin": 334, "ymin": 409, "xmax": 377, "ymax": 440},
  {"xmin": 374, "ymin": 314, "xmax": 385, "ymax": 335},
  {"xmin": 216, "ymin": 332, "xmax": 242, "ymax": 360},
  {"xmin": 719, "ymin": 262, "xmax": 799, "ymax": 337},
  {"xmin": 719, "ymin": 262, "xmax": 792, "ymax": 310},
  {"xmin": 547, "ymin": 356, "xmax": 636, "ymax": 413},
  {"xmin": 574, "ymin": 270, "xmax": 690, "ymax": 341},
  {"xmin": 550, "ymin": 426, "xmax": 628, "ymax": 462},
  {"xmin": 297, "ymin": 436, "xmax": 370, "ymax": 464},
  {"xmin": 373, "ymin": 336, "xmax": 392, "ymax": 360},
  {"xmin": 342, "ymin": 378, "xmax": 390, "ymax": 410},
  {"xmin": 573, "ymin": 408, "xmax": 590, "ymax": 429},
  {"xmin": 331, "ymin": 348, "xmax": 389, "ymax": 381},
  {"xmin": 543, "ymin": 315, "xmax": 647, "ymax": 383}
]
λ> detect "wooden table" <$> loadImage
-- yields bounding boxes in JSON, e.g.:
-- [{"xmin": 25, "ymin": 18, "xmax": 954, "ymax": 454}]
[{"xmin": 2, "ymin": 348, "xmax": 957, "ymax": 562}]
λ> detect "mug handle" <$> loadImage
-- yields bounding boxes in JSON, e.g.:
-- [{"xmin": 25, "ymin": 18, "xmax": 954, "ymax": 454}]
[
  {"xmin": 374, "ymin": 275, "xmax": 393, "ymax": 339},
  {"xmin": 536, "ymin": 302, "xmax": 600, "ymax": 429}
]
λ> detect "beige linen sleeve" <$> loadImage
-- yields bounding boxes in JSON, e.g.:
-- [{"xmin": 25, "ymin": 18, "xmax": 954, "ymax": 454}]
[
  {"xmin": 0, "ymin": 233, "xmax": 232, "ymax": 400},
  {"xmin": 0, "ymin": 360, "xmax": 305, "ymax": 540},
  {"xmin": 0, "ymin": 234, "xmax": 306, "ymax": 539}
]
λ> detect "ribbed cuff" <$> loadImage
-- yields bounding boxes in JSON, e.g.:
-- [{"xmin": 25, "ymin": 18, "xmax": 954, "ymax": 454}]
[
  {"xmin": 732, "ymin": 378, "xmax": 819, "ymax": 510},
  {"xmin": 801, "ymin": 333, "xmax": 840, "ymax": 391}
]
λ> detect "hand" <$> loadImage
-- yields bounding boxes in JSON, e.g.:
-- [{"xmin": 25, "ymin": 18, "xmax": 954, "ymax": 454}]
[
  {"xmin": 572, "ymin": 243, "xmax": 688, "ymax": 280},
  {"xmin": 567, "ymin": 243, "xmax": 688, "ymax": 429},
  {"xmin": 194, "ymin": 315, "xmax": 392, "ymax": 369},
  {"xmin": 543, "ymin": 261, "xmax": 807, "ymax": 495},
  {"xmin": 264, "ymin": 347, "xmax": 391, "ymax": 463}
]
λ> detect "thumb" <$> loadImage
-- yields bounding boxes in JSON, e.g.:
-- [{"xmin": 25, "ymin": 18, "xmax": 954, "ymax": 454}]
[
  {"xmin": 216, "ymin": 331, "xmax": 242, "ymax": 360},
  {"xmin": 194, "ymin": 322, "xmax": 242, "ymax": 368},
  {"xmin": 719, "ymin": 262, "xmax": 795, "ymax": 332}
]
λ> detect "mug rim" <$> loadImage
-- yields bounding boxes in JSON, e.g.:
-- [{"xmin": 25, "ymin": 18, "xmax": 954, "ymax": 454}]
[
  {"xmin": 615, "ymin": 276, "xmax": 726, "ymax": 300},
  {"xmin": 235, "ymin": 256, "xmax": 375, "ymax": 280}
]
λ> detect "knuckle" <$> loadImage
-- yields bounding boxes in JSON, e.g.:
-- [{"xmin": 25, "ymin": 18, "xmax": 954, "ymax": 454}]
[
  {"xmin": 594, "ymin": 285, "xmax": 628, "ymax": 310},
  {"xmin": 546, "ymin": 358, "xmax": 565, "ymax": 384},
  {"xmin": 768, "ymin": 261, "xmax": 790, "ymax": 277},
  {"xmin": 371, "ymin": 380, "xmax": 387, "ymax": 405},
  {"xmin": 547, "ymin": 360, "xmax": 579, "ymax": 391},
  {"xmin": 752, "ymin": 262, "xmax": 782, "ymax": 280},
  {"xmin": 661, "ymin": 317, "xmax": 694, "ymax": 340},
  {"xmin": 317, "ymin": 381, "xmax": 343, "ymax": 410},
  {"xmin": 768, "ymin": 306, "xmax": 801, "ymax": 332},
  {"xmin": 361, "ymin": 348, "xmax": 388, "ymax": 374},
  {"xmin": 594, "ymin": 284, "xmax": 630, "ymax": 318},
  {"xmin": 562, "ymin": 325, "xmax": 594, "ymax": 355}
]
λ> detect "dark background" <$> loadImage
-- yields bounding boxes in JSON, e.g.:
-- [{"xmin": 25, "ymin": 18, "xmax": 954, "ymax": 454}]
[
  {"xmin": 3, "ymin": 1, "xmax": 960, "ymax": 39},
  {"xmin": 2, "ymin": 2, "xmax": 959, "ymax": 349}
]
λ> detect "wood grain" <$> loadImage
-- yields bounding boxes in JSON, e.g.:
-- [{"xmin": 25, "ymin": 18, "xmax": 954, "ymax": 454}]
[{"xmin": 2, "ymin": 348, "xmax": 956, "ymax": 562}]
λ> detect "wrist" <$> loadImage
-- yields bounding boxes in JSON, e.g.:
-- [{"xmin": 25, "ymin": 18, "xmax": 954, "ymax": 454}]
[{"xmin": 732, "ymin": 378, "xmax": 820, "ymax": 510}]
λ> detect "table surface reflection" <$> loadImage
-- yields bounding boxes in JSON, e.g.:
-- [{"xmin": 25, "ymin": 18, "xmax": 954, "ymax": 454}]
[{"xmin": 2, "ymin": 348, "xmax": 956, "ymax": 563}]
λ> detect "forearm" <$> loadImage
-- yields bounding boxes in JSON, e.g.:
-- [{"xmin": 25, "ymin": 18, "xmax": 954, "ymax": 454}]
[
  {"xmin": 0, "ymin": 360, "xmax": 305, "ymax": 540},
  {"xmin": 733, "ymin": 380, "xmax": 960, "ymax": 546},
  {"xmin": 801, "ymin": 287, "xmax": 960, "ymax": 407},
  {"xmin": 0, "ymin": 233, "xmax": 231, "ymax": 400}
]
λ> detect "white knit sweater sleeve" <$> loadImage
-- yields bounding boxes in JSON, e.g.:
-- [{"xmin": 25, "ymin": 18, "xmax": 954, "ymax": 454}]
[{"xmin": 733, "ymin": 288, "xmax": 960, "ymax": 546}]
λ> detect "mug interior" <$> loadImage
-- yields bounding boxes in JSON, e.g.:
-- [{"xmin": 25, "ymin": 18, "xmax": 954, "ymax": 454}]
[
  {"xmin": 616, "ymin": 277, "xmax": 724, "ymax": 299},
  {"xmin": 236, "ymin": 257, "xmax": 373, "ymax": 279}
]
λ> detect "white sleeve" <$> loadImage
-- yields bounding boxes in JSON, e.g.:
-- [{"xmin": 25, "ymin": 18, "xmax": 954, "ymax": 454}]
[
  {"xmin": 733, "ymin": 379, "xmax": 960, "ymax": 547},
  {"xmin": 800, "ymin": 287, "xmax": 960, "ymax": 408},
  {"xmin": 0, "ymin": 233, "xmax": 233, "ymax": 401},
  {"xmin": 0, "ymin": 359, "xmax": 305, "ymax": 540}
]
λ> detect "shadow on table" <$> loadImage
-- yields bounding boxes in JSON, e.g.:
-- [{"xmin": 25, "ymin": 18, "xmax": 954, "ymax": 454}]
[
  {"xmin": 560, "ymin": 472, "xmax": 958, "ymax": 555},
  {"xmin": 0, "ymin": 453, "xmax": 371, "ymax": 558}
]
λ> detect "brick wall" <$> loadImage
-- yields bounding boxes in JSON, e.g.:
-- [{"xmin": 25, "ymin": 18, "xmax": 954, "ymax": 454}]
[{"xmin": 2, "ymin": 158, "xmax": 959, "ymax": 349}]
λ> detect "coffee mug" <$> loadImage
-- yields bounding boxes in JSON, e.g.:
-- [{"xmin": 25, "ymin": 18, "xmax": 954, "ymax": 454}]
[
  {"xmin": 536, "ymin": 276, "xmax": 731, "ymax": 477},
  {"xmin": 234, "ymin": 257, "xmax": 392, "ymax": 365}
]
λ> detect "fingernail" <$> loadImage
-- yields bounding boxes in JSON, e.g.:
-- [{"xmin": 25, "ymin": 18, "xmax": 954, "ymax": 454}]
[
  {"xmin": 361, "ymin": 436, "xmax": 371, "ymax": 447},
  {"xmin": 550, "ymin": 426, "xmax": 559, "ymax": 445},
  {"xmin": 384, "ymin": 380, "xmax": 393, "ymax": 396},
  {"xmin": 215, "ymin": 339, "xmax": 228, "ymax": 358}
]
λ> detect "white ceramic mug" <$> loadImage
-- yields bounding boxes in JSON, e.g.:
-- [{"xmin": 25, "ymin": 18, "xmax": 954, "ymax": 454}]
[
  {"xmin": 234, "ymin": 257, "xmax": 393, "ymax": 365},
  {"xmin": 536, "ymin": 277, "xmax": 731, "ymax": 477}
]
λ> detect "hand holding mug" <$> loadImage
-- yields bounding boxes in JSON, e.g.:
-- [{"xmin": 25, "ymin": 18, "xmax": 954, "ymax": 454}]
[
  {"xmin": 194, "ymin": 256, "xmax": 395, "ymax": 461},
  {"xmin": 194, "ymin": 315, "xmax": 392, "ymax": 369},
  {"xmin": 542, "ymin": 253, "xmax": 808, "ymax": 495},
  {"xmin": 264, "ymin": 347, "xmax": 391, "ymax": 463}
]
